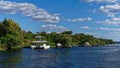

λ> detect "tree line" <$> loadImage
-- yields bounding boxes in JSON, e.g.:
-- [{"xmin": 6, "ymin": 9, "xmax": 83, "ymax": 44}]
[
  {"xmin": 0, "ymin": 19, "xmax": 114, "ymax": 50},
  {"xmin": 31, "ymin": 31, "xmax": 114, "ymax": 47}
]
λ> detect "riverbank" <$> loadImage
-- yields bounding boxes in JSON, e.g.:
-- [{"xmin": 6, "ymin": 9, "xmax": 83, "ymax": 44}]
[
  {"xmin": 0, "ymin": 43, "xmax": 113, "ymax": 51},
  {"xmin": 0, "ymin": 45, "xmax": 23, "ymax": 51},
  {"xmin": 0, "ymin": 48, "xmax": 6, "ymax": 51}
]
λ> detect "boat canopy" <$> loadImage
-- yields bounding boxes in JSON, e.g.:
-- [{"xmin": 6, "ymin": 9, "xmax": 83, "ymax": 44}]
[
  {"xmin": 31, "ymin": 41, "xmax": 47, "ymax": 43},
  {"xmin": 35, "ymin": 36, "xmax": 44, "ymax": 38}
]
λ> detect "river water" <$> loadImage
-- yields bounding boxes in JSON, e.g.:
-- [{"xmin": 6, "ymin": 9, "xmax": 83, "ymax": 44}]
[{"xmin": 0, "ymin": 44, "xmax": 120, "ymax": 68}]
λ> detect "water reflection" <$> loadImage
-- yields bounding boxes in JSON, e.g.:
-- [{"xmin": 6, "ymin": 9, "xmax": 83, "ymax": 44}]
[{"xmin": 0, "ymin": 49, "xmax": 22, "ymax": 68}]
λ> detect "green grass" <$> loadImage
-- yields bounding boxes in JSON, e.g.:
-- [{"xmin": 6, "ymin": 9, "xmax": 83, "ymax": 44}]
[{"xmin": 0, "ymin": 47, "xmax": 7, "ymax": 51}]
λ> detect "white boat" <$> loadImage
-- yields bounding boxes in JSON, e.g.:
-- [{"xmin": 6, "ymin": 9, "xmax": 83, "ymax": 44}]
[
  {"xmin": 31, "ymin": 44, "xmax": 50, "ymax": 49},
  {"xmin": 31, "ymin": 36, "xmax": 50, "ymax": 49}
]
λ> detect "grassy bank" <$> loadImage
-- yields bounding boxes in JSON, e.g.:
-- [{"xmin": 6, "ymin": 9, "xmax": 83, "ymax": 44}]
[{"xmin": 0, "ymin": 48, "xmax": 7, "ymax": 51}]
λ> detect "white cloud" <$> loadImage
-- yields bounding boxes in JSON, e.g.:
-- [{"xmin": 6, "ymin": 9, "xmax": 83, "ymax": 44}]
[
  {"xmin": 100, "ymin": 4, "xmax": 120, "ymax": 17},
  {"xmin": 68, "ymin": 17, "xmax": 93, "ymax": 23},
  {"xmin": 96, "ymin": 27, "xmax": 120, "ymax": 32},
  {"xmin": 85, "ymin": 32, "xmax": 95, "ymax": 35},
  {"xmin": 80, "ymin": 26, "xmax": 90, "ymax": 29},
  {"xmin": 96, "ymin": 27, "xmax": 110, "ymax": 31},
  {"xmin": 94, "ymin": 32, "xmax": 120, "ymax": 41},
  {"xmin": 83, "ymin": 0, "xmax": 117, "ymax": 3},
  {"xmin": 41, "ymin": 24, "xmax": 69, "ymax": 32},
  {"xmin": 0, "ymin": 1, "xmax": 60, "ymax": 23},
  {"xmin": 80, "ymin": 26, "xmax": 120, "ymax": 32},
  {"xmin": 83, "ymin": 31, "xmax": 120, "ymax": 41},
  {"xmin": 97, "ymin": 17, "xmax": 120, "ymax": 25},
  {"xmin": 80, "ymin": 26, "xmax": 120, "ymax": 41}
]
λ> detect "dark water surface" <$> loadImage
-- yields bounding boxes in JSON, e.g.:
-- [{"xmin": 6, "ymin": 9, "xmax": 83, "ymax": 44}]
[{"xmin": 0, "ymin": 44, "xmax": 120, "ymax": 68}]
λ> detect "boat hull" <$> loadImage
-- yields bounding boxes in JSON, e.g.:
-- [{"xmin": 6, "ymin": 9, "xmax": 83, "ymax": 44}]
[{"xmin": 31, "ymin": 45, "xmax": 50, "ymax": 49}]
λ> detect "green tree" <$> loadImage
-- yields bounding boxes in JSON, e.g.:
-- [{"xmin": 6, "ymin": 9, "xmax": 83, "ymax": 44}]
[
  {"xmin": 55, "ymin": 34, "xmax": 72, "ymax": 47},
  {"xmin": 62, "ymin": 31, "xmax": 72, "ymax": 35},
  {"xmin": 0, "ymin": 19, "xmax": 23, "ymax": 49}
]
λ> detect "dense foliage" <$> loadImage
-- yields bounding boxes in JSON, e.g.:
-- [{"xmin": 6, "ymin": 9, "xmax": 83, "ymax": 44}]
[
  {"xmin": 0, "ymin": 19, "xmax": 23, "ymax": 50},
  {"xmin": 0, "ymin": 19, "xmax": 114, "ymax": 50},
  {"xmin": 34, "ymin": 31, "xmax": 114, "ymax": 47}
]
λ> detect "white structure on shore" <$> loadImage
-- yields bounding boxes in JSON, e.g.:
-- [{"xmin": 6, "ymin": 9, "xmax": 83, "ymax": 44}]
[
  {"xmin": 56, "ymin": 43, "xmax": 63, "ymax": 47},
  {"xmin": 31, "ymin": 36, "xmax": 50, "ymax": 49},
  {"xmin": 84, "ymin": 42, "xmax": 91, "ymax": 47}
]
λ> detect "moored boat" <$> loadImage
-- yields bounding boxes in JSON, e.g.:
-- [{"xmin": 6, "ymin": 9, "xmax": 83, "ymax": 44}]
[
  {"xmin": 31, "ymin": 36, "xmax": 50, "ymax": 49},
  {"xmin": 31, "ymin": 44, "xmax": 50, "ymax": 49}
]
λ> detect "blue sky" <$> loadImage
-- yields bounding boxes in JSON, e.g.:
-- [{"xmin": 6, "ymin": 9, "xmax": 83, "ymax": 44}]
[{"xmin": 0, "ymin": 0, "xmax": 120, "ymax": 41}]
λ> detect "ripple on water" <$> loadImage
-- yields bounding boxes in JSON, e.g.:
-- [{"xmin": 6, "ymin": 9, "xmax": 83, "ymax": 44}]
[{"xmin": 0, "ymin": 45, "xmax": 120, "ymax": 68}]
